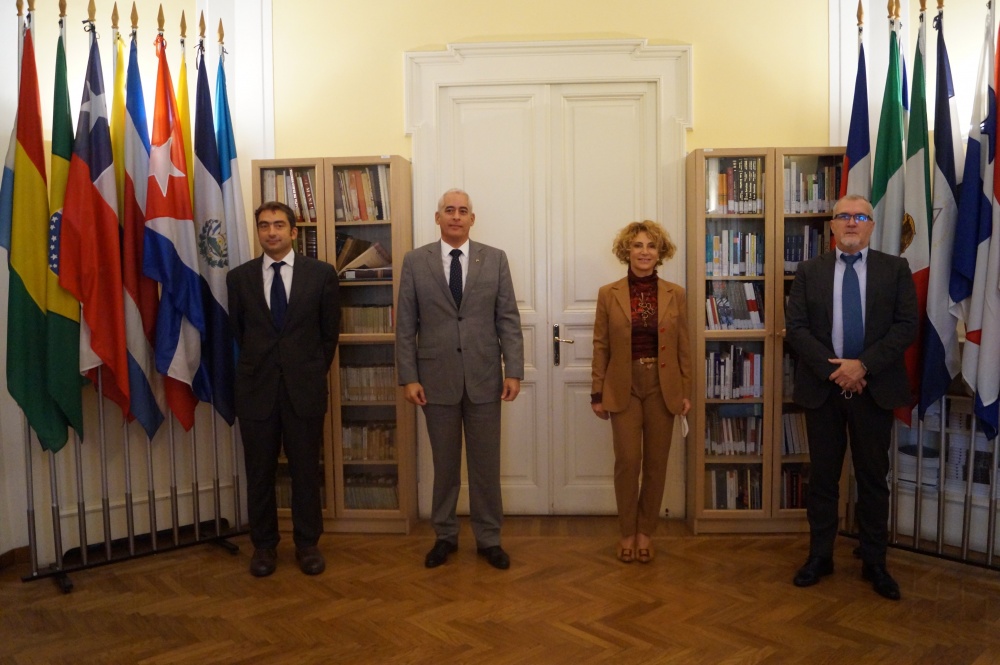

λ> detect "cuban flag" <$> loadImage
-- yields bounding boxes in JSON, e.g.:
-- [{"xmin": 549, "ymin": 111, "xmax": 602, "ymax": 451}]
[
  {"xmin": 59, "ymin": 36, "xmax": 131, "ymax": 415},
  {"xmin": 842, "ymin": 43, "xmax": 871, "ymax": 200},
  {"xmin": 193, "ymin": 48, "xmax": 236, "ymax": 425},
  {"xmin": 920, "ymin": 10, "xmax": 964, "ymax": 419},
  {"xmin": 123, "ymin": 33, "xmax": 166, "ymax": 439},
  {"xmin": 143, "ymin": 33, "xmax": 209, "ymax": 431},
  {"xmin": 951, "ymin": 12, "xmax": 995, "ymax": 401}
]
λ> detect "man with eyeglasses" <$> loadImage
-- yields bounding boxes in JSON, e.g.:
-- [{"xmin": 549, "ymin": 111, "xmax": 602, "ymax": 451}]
[
  {"xmin": 227, "ymin": 201, "xmax": 341, "ymax": 577},
  {"xmin": 785, "ymin": 194, "xmax": 917, "ymax": 600}
]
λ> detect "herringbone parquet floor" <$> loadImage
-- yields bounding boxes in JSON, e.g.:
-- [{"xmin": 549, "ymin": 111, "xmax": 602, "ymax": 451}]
[{"xmin": 2, "ymin": 517, "xmax": 999, "ymax": 664}]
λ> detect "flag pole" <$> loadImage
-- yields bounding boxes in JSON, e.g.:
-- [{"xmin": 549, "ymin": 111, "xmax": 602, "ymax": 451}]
[
  {"xmin": 169, "ymin": 418, "xmax": 180, "ymax": 546},
  {"xmin": 190, "ymin": 420, "xmax": 201, "ymax": 541},
  {"xmin": 936, "ymin": 396, "xmax": 948, "ymax": 554},
  {"xmin": 218, "ymin": 17, "xmax": 244, "ymax": 533}
]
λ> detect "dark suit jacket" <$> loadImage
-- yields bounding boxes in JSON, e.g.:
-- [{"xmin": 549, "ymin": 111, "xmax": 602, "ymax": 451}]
[
  {"xmin": 396, "ymin": 240, "xmax": 524, "ymax": 405},
  {"xmin": 784, "ymin": 248, "xmax": 917, "ymax": 411},
  {"xmin": 591, "ymin": 277, "xmax": 692, "ymax": 414},
  {"xmin": 227, "ymin": 254, "xmax": 340, "ymax": 420}
]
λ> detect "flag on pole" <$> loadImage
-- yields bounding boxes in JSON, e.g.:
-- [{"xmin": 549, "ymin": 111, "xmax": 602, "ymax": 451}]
[
  {"xmin": 215, "ymin": 51, "xmax": 251, "ymax": 269},
  {"xmin": 842, "ymin": 41, "xmax": 871, "ymax": 200},
  {"xmin": 59, "ymin": 36, "xmax": 131, "ymax": 414},
  {"xmin": 6, "ymin": 22, "xmax": 70, "ymax": 451},
  {"xmin": 144, "ymin": 33, "xmax": 209, "ymax": 431},
  {"xmin": 973, "ymin": 21, "xmax": 1000, "ymax": 441},
  {"xmin": 123, "ymin": 33, "xmax": 166, "ymax": 439},
  {"xmin": 193, "ymin": 47, "xmax": 236, "ymax": 425},
  {"xmin": 177, "ymin": 35, "xmax": 194, "ymax": 206},
  {"xmin": 896, "ymin": 13, "xmax": 931, "ymax": 425},
  {"xmin": 920, "ymin": 9, "xmax": 964, "ymax": 419},
  {"xmin": 952, "ymin": 11, "xmax": 995, "ymax": 400},
  {"xmin": 111, "ymin": 30, "xmax": 126, "ymax": 218},
  {"xmin": 0, "ymin": 11, "xmax": 25, "ymax": 253},
  {"xmin": 47, "ymin": 19, "xmax": 84, "ymax": 437},
  {"xmin": 871, "ymin": 21, "xmax": 905, "ymax": 256}
]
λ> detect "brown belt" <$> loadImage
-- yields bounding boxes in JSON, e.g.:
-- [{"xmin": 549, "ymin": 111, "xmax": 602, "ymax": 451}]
[{"xmin": 637, "ymin": 357, "xmax": 657, "ymax": 368}]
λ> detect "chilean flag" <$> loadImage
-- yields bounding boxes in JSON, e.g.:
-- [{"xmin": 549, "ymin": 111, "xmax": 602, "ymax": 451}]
[
  {"xmin": 143, "ymin": 33, "xmax": 209, "ymax": 430},
  {"xmin": 59, "ymin": 36, "xmax": 130, "ymax": 415}
]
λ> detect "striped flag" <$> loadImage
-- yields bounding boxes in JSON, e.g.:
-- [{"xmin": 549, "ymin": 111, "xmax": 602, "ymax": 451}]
[
  {"xmin": 6, "ymin": 22, "xmax": 70, "ymax": 451},
  {"xmin": 974, "ymin": 22, "xmax": 1000, "ymax": 441},
  {"xmin": 59, "ymin": 36, "xmax": 131, "ymax": 415},
  {"xmin": 897, "ymin": 13, "xmax": 932, "ymax": 425},
  {"xmin": 46, "ymin": 20, "xmax": 84, "ymax": 437},
  {"xmin": 215, "ymin": 53, "xmax": 251, "ymax": 269},
  {"xmin": 111, "ymin": 30, "xmax": 126, "ymax": 218},
  {"xmin": 144, "ymin": 33, "xmax": 209, "ymax": 431},
  {"xmin": 952, "ymin": 12, "xmax": 995, "ymax": 400},
  {"xmin": 122, "ymin": 33, "xmax": 166, "ymax": 439},
  {"xmin": 871, "ymin": 22, "xmax": 905, "ymax": 256},
  {"xmin": 0, "ymin": 12, "xmax": 24, "ymax": 253},
  {"xmin": 193, "ymin": 48, "xmax": 236, "ymax": 425},
  {"xmin": 842, "ymin": 42, "xmax": 871, "ymax": 199},
  {"xmin": 920, "ymin": 9, "xmax": 964, "ymax": 419}
]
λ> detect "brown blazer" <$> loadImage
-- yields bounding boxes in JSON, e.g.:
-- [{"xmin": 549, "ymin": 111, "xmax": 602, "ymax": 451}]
[{"xmin": 591, "ymin": 276, "xmax": 692, "ymax": 414}]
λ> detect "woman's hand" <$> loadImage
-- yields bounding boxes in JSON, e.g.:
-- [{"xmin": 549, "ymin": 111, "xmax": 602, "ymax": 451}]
[
  {"xmin": 680, "ymin": 398, "xmax": 691, "ymax": 416},
  {"xmin": 592, "ymin": 402, "xmax": 610, "ymax": 420}
]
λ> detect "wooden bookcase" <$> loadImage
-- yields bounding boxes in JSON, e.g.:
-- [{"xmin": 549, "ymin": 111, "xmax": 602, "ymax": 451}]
[
  {"xmin": 251, "ymin": 155, "xmax": 416, "ymax": 534},
  {"xmin": 684, "ymin": 146, "xmax": 844, "ymax": 533}
]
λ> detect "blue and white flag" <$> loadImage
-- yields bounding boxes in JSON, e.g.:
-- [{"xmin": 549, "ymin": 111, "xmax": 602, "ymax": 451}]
[{"xmin": 215, "ymin": 52, "xmax": 251, "ymax": 269}]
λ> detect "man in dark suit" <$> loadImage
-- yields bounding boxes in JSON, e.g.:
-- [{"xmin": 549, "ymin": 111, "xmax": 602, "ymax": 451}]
[
  {"xmin": 396, "ymin": 189, "xmax": 524, "ymax": 570},
  {"xmin": 785, "ymin": 194, "xmax": 917, "ymax": 600},
  {"xmin": 227, "ymin": 201, "xmax": 340, "ymax": 577}
]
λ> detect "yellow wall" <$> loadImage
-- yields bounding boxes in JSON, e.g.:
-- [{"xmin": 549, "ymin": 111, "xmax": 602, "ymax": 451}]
[{"xmin": 271, "ymin": 0, "xmax": 831, "ymax": 158}]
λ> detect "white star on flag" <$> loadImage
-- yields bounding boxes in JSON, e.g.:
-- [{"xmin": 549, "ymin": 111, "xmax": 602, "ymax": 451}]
[{"xmin": 149, "ymin": 136, "xmax": 184, "ymax": 197}]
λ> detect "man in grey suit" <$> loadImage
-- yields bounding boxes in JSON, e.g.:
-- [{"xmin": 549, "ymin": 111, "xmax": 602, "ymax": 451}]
[
  {"xmin": 785, "ymin": 194, "xmax": 917, "ymax": 600},
  {"xmin": 396, "ymin": 189, "xmax": 524, "ymax": 570},
  {"xmin": 227, "ymin": 201, "xmax": 340, "ymax": 577}
]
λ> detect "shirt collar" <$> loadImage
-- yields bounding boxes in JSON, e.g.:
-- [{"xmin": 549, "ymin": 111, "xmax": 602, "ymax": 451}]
[
  {"xmin": 440, "ymin": 238, "xmax": 470, "ymax": 258},
  {"xmin": 263, "ymin": 250, "xmax": 296, "ymax": 270}
]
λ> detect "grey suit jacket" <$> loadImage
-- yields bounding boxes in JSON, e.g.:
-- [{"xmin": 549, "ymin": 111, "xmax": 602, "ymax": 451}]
[
  {"xmin": 227, "ymin": 254, "xmax": 341, "ymax": 420},
  {"xmin": 396, "ymin": 240, "xmax": 524, "ymax": 405},
  {"xmin": 784, "ymin": 248, "xmax": 917, "ymax": 411}
]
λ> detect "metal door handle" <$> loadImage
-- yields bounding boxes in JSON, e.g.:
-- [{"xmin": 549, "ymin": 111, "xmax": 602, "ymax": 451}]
[{"xmin": 553, "ymin": 324, "xmax": 574, "ymax": 366}]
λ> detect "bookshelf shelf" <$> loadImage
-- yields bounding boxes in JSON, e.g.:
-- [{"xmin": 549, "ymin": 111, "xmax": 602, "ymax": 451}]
[
  {"xmin": 252, "ymin": 155, "xmax": 416, "ymax": 534},
  {"xmin": 685, "ymin": 146, "xmax": 845, "ymax": 533}
]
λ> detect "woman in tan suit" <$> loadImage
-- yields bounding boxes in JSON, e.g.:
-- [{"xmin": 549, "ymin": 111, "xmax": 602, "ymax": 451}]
[{"xmin": 591, "ymin": 221, "xmax": 692, "ymax": 564}]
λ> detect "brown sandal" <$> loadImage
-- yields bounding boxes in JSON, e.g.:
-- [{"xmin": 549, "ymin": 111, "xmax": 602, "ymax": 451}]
[
  {"xmin": 617, "ymin": 545, "xmax": 635, "ymax": 563},
  {"xmin": 636, "ymin": 545, "xmax": 654, "ymax": 564}
]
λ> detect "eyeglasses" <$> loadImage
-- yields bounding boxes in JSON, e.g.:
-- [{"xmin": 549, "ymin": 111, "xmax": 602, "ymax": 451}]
[{"xmin": 832, "ymin": 212, "xmax": 873, "ymax": 223}]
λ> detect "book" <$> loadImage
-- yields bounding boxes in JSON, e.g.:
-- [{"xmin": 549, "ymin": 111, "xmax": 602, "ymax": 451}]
[
  {"xmin": 336, "ymin": 235, "xmax": 372, "ymax": 271},
  {"xmin": 300, "ymin": 170, "xmax": 319, "ymax": 223},
  {"xmin": 338, "ymin": 241, "xmax": 391, "ymax": 276},
  {"xmin": 343, "ymin": 267, "xmax": 393, "ymax": 280}
]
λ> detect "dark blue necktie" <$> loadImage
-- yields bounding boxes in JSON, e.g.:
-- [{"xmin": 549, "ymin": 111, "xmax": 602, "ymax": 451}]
[
  {"xmin": 271, "ymin": 261, "xmax": 288, "ymax": 330},
  {"xmin": 449, "ymin": 249, "xmax": 463, "ymax": 307},
  {"xmin": 841, "ymin": 253, "xmax": 863, "ymax": 358}
]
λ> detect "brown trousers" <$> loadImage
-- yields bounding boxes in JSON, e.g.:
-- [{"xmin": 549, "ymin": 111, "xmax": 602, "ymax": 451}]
[{"xmin": 610, "ymin": 359, "xmax": 676, "ymax": 537}]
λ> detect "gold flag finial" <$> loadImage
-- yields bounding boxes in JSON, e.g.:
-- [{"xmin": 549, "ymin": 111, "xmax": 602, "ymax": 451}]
[
  {"xmin": 131, "ymin": 2, "xmax": 138, "ymax": 29},
  {"xmin": 180, "ymin": 10, "xmax": 186, "ymax": 39},
  {"xmin": 157, "ymin": 4, "xmax": 164, "ymax": 32},
  {"xmin": 920, "ymin": 0, "xmax": 926, "ymax": 12},
  {"xmin": 59, "ymin": 0, "xmax": 66, "ymax": 18},
  {"xmin": 857, "ymin": 0, "xmax": 864, "ymax": 26},
  {"xmin": 88, "ymin": 0, "xmax": 96, "ymax": 22},
  {"xmin": 218, "ymin": 19, "xmax": 225, "ymax": 44},
  {"xmin": 112, "ymin": 2, "xmax": 119, "ymax": 29},
  {"xmin": 937, "ymin": 0, "xmax": 944, "ymax": 10},
  {"xmin": 894, "ymin": 0, "xmax": 901, "ymax": 20},
  {"xmin": 199, "ymin": 11, "xmax": 205, "ymax": 39},
  {"xmin": 16, "ymin": 0, "xmax": 22, "ymax": 17},
  {"xmin": 26, "ymin": 0, "xmax": 33, "ymax": 12}
]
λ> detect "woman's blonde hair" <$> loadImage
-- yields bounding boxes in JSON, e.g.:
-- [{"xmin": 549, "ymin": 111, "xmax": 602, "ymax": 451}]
[{"xmin": 611, "ymin": 220, "xmax": 676, "ymax": 266}]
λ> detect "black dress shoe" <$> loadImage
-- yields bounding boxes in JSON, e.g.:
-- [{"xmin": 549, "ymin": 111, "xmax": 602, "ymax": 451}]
[
  {"xmin": 862, "ymin": 563, "xmax": 901, "ymax": 600},
  {"xmin": 793, "ymin": 555, "xmax": 833, "ymax": 587},
  {"xmin": 295, "ymin": 545, "xmax": 326, "ymax": 575},
  {"xmin": 477, "ymin": 545, "xmax": 510, "ymax": 570},
  {"xmin": 424, "ymin": 539, "xmax": 458, "ymax": 568},
  {"xmin": 250, "ymin": 548, "xmax": 277, "ymax": 577}
]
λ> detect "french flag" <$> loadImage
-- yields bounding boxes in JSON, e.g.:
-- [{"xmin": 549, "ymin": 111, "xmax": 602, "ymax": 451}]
[{"xmin": 841, "ymin": 43, "xmax": 871, "ymax": 200}]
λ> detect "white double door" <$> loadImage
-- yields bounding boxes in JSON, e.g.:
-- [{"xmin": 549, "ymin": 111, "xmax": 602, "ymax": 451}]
[{"xmin": 415, "ymin": 78, "xmax": 677, "ymax": 515}]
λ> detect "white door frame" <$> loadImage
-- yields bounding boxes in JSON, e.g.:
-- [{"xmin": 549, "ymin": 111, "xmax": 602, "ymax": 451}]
[{"xmin": 404, "ymin": 39, "xmax": 693, "ymax": 517}]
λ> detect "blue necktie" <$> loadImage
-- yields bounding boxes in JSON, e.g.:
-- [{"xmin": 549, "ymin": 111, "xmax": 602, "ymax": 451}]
[
  {"xmin": 271, "ymin": 261, "xmax": 288, "ymax": 330},
  {"xmin": 841, "ymin": 253, "xmax": 863, "ymax": 358},
  {"xmin": 449, "ymin": 249, "xmax": 463, "ymax": 307}
]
